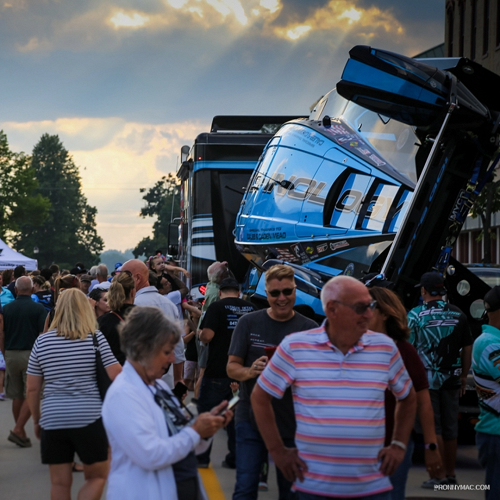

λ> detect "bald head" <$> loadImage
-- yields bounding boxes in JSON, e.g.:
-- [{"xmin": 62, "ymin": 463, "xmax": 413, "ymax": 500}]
[
  {"xmin": 15, "ymin": 276, "xmax": 34, "ymax": 295},
  {"xmin": 320, "ymin": 275, "xmax": 366, "ymax": 310},
  {"xmin": 121, "ymin": 259, "xmax": 149, "ymax": 291}
]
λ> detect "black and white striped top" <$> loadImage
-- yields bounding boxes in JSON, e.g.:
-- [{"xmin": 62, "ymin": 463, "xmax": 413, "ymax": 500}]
[{"xmin": 27, "ymin": 329, "xmax": 117, "ymax": 430}]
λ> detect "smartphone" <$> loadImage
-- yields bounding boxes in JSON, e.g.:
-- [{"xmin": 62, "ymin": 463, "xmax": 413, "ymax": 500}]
[
  {"xmin": 219, "ymin": 395, "xmax": 240, "ymax": 416},
  {"xmin": 173, "ymin": 381, "xmax": 189, "ymax": 400}
]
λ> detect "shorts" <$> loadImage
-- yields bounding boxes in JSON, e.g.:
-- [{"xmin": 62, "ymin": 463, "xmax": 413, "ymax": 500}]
[
  {"xmin": 41, "ymin": 418, "xmax": 109, "ymax": 465},
  {"xmin": 0, "ymin": 351, "xmax": 5, "ymax": 371},
  {"xmin": 184, "ymin": 360, "xmax": 199, "ymax": 380},
  {"xmin": 415, "ymin": 387, "xmax": 460, "ymax": 440},
  {"xmin": 5, "ymin": 350, "xmax": 31, "ymax": 399}
]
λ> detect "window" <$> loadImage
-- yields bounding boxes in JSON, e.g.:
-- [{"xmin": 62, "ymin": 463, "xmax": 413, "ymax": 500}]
[
  {"xmin": 459, "ymin": 2, "xmax": 465, "ymax": 55},
  {"xmin": 447, "ymin": 6, "xmax": 454, "ymax": 56},
  {"xmin": 484, "ymin": 0, "xmax": 490, "ymax": 55},
  {"xmin": 471, "ymin": 0, "xmax": 477, "ymax": 59}
]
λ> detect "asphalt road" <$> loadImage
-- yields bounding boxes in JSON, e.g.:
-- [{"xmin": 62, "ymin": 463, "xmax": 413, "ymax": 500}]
[{"xmin": 0, "ymin": 395, "xmax": 488, "ymax": 500}]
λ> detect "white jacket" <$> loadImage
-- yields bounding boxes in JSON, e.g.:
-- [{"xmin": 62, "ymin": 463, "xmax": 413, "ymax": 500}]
[{"xmin": 102, "ymin": 362, "xmax": 210, "ymax": 500}]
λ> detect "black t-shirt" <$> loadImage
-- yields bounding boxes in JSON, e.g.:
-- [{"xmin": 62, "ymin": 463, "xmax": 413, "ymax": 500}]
[
  {"xmin": 202, "ymin": 297, "xmax": 255, "ymax": 378},
  {"xmin": 184, "ymin": 332, "xmax": 198, "ymax": 362},
  {"xmin": 228, "ymin": 309, "xmax": 318, "ymax": 440},
  {"xmin": 97, "ymin": 304, "xmax": 135, "ymax": 366}
]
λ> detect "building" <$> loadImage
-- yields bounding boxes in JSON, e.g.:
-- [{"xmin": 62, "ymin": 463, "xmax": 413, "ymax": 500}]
[{"xmin": 446, "ymin": 0, "xmax": 500, "ymax": 263}]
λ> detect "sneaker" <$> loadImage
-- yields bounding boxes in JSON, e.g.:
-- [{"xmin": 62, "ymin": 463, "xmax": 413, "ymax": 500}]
[
  {"xmin": 197, "ymin": 462, "xmax": 209, "ymax": 469},
  {"xmin": 221, "ymin": 460, "xmax": 236, "ymax": 470},
  {"xmin": 422, "ymin": 478, "xmax": 448, "ymax": 489},
  {"xmin": 447, "ymin": 476, "xmax": 458, "ymax": 485},
  {"xmin": 0, "ymin": 393, "xmax": 5, "ymax": 401},
  {"xmin": 258, "ymin": 482, "xmax": 269, "ymax": 492}
]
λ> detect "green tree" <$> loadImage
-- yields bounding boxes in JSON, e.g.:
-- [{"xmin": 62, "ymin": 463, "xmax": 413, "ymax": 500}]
[
  {"xmin": 13, "ymin": 134, "xmax": 104, "ymax": 268},
  {"xmin": 470, "ymin": 179, "xmax": 500, "ymax": 263},
  {"xmin": 0, "ymin": 131, "xmax": 50, "ymax": 242},
  {"xmin": 133, "ymin": 172, "xmax": 180, "ymax": 258}
]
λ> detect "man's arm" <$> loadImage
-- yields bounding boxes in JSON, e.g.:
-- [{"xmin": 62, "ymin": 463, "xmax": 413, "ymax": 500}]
[
  {"xmin": 227, "ymin": 355, "xmax": 267, "ymax": 381},
  {"xmin": 251, "ymin": 384, "xmax": 307, "ymax": 482},
  {"xmin": 417, "ymin": 388, "xmax": 443, "ymax": 478},
  {"xmin": 460, "ymin": 345, "xmax": 472, "ymax": 397},
  {"xmin": 378, "ymin": 387, "xmax": 417, "ymax": 475},
  {"xmin": 168, "ymin": 274, "xmax": 189, "ymax": 299},
  {"xmin": 199, "ymin": 328, "xmax": 215, "ymax": 344}
]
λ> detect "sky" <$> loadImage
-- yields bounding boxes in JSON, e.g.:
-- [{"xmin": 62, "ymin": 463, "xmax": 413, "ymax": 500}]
[{"xmin": 0, "ymin": 0, "xmax": 445, "ymax": 253}]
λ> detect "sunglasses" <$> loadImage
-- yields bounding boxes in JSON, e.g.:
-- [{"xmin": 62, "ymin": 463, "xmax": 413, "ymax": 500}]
[
  {"xmin": 332, "ymin": 300, "xmax": 377, "ymax": 315},
  {"xmin": 267, "ymin": 287, "xmax": 296, "ymax": 298}
]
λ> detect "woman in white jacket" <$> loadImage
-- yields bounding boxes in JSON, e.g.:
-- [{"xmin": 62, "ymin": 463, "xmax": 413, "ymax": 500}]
[{"xmin": 102, "ymin": 306, "xmax": 232, "ymax": 500}]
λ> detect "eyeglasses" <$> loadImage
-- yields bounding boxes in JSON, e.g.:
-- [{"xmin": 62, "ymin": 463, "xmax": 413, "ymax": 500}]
[
  {"xmin": 120, "ymin": 270, "xmax": 133, "ymax": 278},
  {"xmin": 267, "ymin": 287, "xmax": 296, "ymax": 298},
  {"xmin": 331, "ymin": 300, "xmax": 377, "ymax": 315}
]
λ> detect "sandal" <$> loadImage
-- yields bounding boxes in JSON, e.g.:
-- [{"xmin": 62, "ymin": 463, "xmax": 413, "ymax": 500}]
[{"xmin": 72, "ymin": 462, "xmax": 84, "ymax": 472}]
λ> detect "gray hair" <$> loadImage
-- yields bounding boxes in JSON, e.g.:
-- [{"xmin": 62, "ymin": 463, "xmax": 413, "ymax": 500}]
[
  {"xmin": 97, "ymin": 264, "xmax": 109, "ymax": 278},
  {"xmin": 89, "ymin": 265, "xmax": 98, "ymax": 279},
  {"xmin": 15, "ymin": 276, "xmax": 33, "ymax": 294},
  {"xmin": 119, "ymin": 306, "xmax": 181, "ymax": 363},
  {"xmin": 207, "ymin": 261, "xmax": 231, "ymax": 284}
]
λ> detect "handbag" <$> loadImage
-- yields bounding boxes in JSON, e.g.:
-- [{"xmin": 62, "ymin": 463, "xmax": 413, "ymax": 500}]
[{"xmin": 92, "ymin": 333, "xmax": 112, "ymax": 400}]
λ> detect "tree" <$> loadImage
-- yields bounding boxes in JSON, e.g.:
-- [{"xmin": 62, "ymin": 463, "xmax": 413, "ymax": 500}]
[
  {"xmin": 0, "ymin": 131, "xmax": 50, "ymax": 242},
  {"xmin": 13, "ymin": 134, "xmax": 104, "ymax": 268},
  {"xmin": 470, "ymin": 178, "xmax": 500, "ymax": 263},
  {"xmin": 133, "ymin": 172, "xmax": 180, "ymax": 258}
]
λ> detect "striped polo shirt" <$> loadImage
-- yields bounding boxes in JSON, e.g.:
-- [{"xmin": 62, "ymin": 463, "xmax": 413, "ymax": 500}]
[{"xmin": 258, "ymin": 324, "xmax": 412, "ymax": 498}]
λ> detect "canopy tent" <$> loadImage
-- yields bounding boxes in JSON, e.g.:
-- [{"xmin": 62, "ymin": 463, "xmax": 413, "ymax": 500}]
[{"xmin": 0, "ymin": 239, "xmax": 38, "ymax": 271}]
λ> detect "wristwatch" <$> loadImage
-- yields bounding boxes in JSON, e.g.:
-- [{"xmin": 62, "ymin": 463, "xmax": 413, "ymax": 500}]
[{"xmin": 425, "ymin": 443, "xmax": 438, "ymax": 451}]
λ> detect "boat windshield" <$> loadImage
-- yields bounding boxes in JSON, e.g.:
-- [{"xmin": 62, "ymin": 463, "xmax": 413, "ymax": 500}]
[{"xmin": 311, "ymin": 89, "xmax": 419, "ymax": 184}]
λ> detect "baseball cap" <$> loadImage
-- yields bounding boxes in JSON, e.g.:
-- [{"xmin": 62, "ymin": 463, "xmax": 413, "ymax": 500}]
[
  {"xmin": 219, "ymin": 278, "xmax": 240, "ymax": 291},
  {"xmin": 70, "ymin": 265, "xmax": 87, "ymax": 275},
  {"xmin": 415, "ymin": 272, "xmax": 447, "ymax": 296},
  {"xmin": 114, "ymin": 262, "xmax": 123, "ymax": 270},
  {"xmin": 484, "ymin": 286, "xmax": 500, "ymax": 313}
]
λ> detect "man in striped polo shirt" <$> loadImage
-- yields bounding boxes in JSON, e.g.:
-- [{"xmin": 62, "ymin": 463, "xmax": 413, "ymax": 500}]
[{"xmin": 252, "ymin": 275, "xmax": 416, "ymax": 499}]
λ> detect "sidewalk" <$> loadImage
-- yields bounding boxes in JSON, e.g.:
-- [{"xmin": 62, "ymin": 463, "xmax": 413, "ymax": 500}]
[{"xmin": 0, "ymin": 396, "xmax": 487, "ymax": 499}]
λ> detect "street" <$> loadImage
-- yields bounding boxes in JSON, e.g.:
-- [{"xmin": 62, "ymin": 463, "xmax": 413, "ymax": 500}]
[{"xmin": 0, "ymin": 395, "xmax": 487, "ymax": 500}]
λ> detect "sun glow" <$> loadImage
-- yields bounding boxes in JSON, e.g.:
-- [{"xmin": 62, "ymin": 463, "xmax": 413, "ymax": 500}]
[
  {"xmin": 286, "ymin": 25, "xmax": 311, "ymax": 40},
  {"xmin": 110, "ymin": 11, "xmax": 150, "ymax": 29},
  {"xmin": 339, "ymin": 7, "xmax": 362, "ymax": 23}
]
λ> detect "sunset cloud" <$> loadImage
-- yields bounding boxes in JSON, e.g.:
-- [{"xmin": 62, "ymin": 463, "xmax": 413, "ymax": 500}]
[{"xmin": 0, "ymin": 0, "xmax": 445, "ymax": 250}]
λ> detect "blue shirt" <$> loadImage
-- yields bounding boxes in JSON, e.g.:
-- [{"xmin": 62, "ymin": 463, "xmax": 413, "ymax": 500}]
[{"xmin": 472, "ymin": 324, "xmax": 500, "ymax": 436}]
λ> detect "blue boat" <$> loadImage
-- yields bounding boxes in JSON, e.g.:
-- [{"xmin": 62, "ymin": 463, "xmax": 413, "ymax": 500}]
[{"xmin": 236, "ymin": 46, "xmax": 500, "ymax": 316}]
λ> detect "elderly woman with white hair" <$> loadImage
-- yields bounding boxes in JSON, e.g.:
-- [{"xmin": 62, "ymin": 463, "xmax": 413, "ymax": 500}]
[{"xmin": 102, "ymin": 306, "xmax": 233, "ymax": 500}]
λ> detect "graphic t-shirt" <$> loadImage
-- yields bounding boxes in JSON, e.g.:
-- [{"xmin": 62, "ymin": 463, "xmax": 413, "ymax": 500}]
[
  {"xmin": 472, "ymin": 324, "xmax": 500, "ymax": 436},
  {"xmin": 228, "ymin": 309, "xmax": 318, "ymax": 440},
  {"xmin": 201, "ymin": 297, "xmax": 254, "ymax": 378},
  {"xmin": 408, "ymin": 300, "xmax": 472, "ymax": 389}
]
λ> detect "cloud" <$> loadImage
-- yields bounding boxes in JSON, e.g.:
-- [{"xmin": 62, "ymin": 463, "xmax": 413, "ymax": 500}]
[{"xmin": 0, "ymin": 117, "xmax": 209, "ymax": 251}]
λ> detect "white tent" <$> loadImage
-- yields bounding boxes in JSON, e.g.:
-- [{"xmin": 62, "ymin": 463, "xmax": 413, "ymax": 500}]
[{"xmin": 0, "ymin": 239, "xmax": 38, "ymax": 271}]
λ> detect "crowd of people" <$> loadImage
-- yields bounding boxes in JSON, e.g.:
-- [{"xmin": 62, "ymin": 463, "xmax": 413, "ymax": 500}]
[{"xmin": 0, "ymin": 257, "xmax": 498, "ymax": 500}]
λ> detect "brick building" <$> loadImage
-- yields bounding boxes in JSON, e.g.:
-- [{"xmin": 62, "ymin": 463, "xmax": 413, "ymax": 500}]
[{"xmin": 445, "ymin": 0, "xmax": 500, "ymax": 263}]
